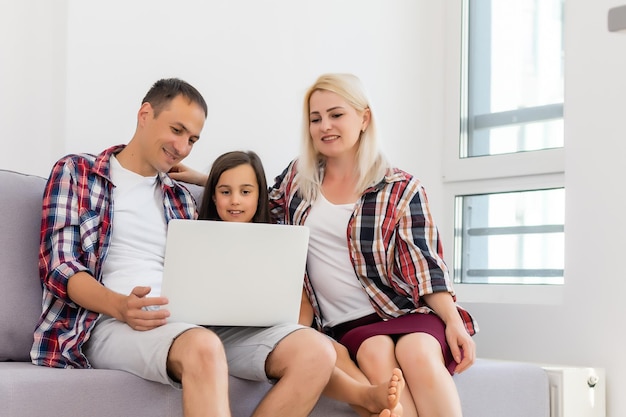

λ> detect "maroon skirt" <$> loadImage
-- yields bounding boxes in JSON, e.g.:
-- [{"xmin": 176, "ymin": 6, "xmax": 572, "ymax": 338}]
[{"xmin": 327, "ymin": 312, "xmax": 456, "ymax": 375}]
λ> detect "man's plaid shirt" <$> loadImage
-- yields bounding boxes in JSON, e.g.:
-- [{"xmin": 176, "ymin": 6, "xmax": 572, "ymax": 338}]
[{"xmin": 31, "ymin": 145, "xmax": 197, "ymax": 368}]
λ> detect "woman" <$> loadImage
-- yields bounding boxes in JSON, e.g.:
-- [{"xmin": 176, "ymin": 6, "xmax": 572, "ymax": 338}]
[{"xmin": 268, "ymin": 73, "xmax": 478, "ymax": 417}]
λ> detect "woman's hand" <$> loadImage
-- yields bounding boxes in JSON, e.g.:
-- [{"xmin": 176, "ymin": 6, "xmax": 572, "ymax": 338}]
[
  {"xmin": 423, "ymin": 291, "xmax": 476, "ymax": 373},
  {"xmin": 445, "ymin": 320, "xmax": 476, "ymax": 373}
]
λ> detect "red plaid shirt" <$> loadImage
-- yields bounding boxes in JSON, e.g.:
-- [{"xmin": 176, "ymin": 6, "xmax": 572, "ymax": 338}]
[
  {"xmin": 269, "ymin": 160, "xmax": 478, "ymax": 336},
  {"xmin": 31, "ymin": 145, "xmax": 197, "ymax": 368}
]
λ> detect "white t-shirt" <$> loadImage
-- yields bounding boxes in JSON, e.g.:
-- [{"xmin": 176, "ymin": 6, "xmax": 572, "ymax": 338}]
[
  {"xmin": 305, "ymin": 193, "xmax": 376, "ymax": 328},
  {"xmin": 101, "ymin": 156, "xmax": 167, "ymax": 297}
]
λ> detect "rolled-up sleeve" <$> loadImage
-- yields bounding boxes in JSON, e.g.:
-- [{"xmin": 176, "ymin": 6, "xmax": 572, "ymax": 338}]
[
  {"xmin": 39, "ymin": 159, "xmax": 91, "ymax": 304},
  {"xmin": 394, "ymin": 181, "xmax": 454, "ymax": 302}
]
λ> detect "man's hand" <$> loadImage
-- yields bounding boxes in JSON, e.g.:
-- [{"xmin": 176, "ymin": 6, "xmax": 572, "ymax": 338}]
[
  {"xmin": 119, "ymin": 286, "xmax": 170, "ymax": 331},
  {"xmin": 67, "ymin": 273, "xmax": 170, "ymax": 331}
]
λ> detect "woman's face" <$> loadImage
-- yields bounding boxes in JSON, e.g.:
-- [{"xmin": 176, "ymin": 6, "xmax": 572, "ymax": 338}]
[
  {"xmin": 213, "ymin": 163, "xmax": 259, "ymax": 223},
  {"xmin": 308, "ymin": 90, "xmax": 369, "ymax": 160}
]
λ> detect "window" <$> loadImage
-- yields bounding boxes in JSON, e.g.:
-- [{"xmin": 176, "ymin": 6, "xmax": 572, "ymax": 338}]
[
  {"xmin": 454, "ymin": 188, "xmax": 564, "ymax": 285},
  {"xmin": 463, "ymin": 0, "xmax": 564, "ymax": 158},
  {"xmin": 443, "ymin": 0, "xmax": 565, "ymax": 298}
]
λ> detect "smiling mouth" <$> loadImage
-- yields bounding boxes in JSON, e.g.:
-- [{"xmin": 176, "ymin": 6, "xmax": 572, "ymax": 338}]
[
  {"xmin": 322, "ymin": 135, "xmax": 339, "ymax": 142},
  {"xmin": 163, "ymin": 148, "xmax": 179, "ymax": 162}
]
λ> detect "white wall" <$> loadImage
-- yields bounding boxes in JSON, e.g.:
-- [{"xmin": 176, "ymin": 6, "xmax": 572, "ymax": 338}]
[
  {"xmin": 0, "ymin": 0, "xmax": 67, "ymax": 177},
  {"xmin": 2, "ymin": 0, "xmax": 625, "ymax": 415},
  {"xmin": 62, "ymin": 0, "xmax": 444, "ymax": 196}
]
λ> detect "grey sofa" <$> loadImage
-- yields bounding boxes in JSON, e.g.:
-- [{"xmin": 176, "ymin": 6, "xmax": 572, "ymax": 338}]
[{"xmin": 0, "ymin": 168, "xmax": 551, "ymax": 417}]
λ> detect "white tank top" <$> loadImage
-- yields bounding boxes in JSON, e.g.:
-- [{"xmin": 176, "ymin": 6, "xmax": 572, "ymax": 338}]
[
  {"xmin": 101, "ymin": 156, "xmax": 167, "ymax": 297},
  {"xmin": 305, "ymin": 193, "xmax": 376, "ymax": 328}
]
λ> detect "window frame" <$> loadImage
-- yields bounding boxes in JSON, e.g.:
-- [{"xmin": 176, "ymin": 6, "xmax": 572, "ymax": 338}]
[{"xmin": 442, "ymin": 0, "xmax": 565, "ymax": 305}]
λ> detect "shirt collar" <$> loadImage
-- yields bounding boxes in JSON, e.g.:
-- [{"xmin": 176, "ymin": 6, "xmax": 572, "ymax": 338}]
[
  {"xmin": 91, "ymin": 144, "xmax": 176, "ymax": 189},
  {"xmin": 366, "ymin": 168, "xmax": 407, "ymax": 193}
]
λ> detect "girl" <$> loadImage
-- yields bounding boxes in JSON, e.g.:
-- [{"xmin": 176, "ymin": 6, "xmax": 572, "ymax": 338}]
[{"xmin": 196, "ymin": 150, "xmax": 404, "ymax": 417}]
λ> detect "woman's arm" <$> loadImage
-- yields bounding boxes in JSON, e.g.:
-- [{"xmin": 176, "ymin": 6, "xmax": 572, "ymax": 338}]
[
  {"xmin": 423, "ymin": 291, "xmax": 475, "ymax": 373},
  {"xmin": 393, "ymin": 177, "xmax": 476, "ymax": 372}
]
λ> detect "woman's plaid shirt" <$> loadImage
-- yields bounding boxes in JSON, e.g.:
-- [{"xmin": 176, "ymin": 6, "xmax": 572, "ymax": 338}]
[{"xmin": 269, "ymin": 160, "xmax": 478, "ymax": 336}]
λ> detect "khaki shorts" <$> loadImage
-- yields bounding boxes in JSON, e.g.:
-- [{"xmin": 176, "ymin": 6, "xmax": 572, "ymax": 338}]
[
  {"xmin": 209, "ymin": 323, "xmax": 306, "ymax": 382},
  {"xmin": 84, "ymin": 316, "xmax": 305, "ymax": 387},
  {"xmin": 84, "ymin": 316, "xmax": 199, "ymax": 388}
]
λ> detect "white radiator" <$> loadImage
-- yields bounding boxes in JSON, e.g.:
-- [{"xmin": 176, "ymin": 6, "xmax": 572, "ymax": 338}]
[{"xmin": 541, "ymin": 365, "xmax": 606, "ymax": 417}]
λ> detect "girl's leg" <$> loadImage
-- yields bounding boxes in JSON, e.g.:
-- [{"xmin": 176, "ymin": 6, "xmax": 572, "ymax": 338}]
[
  {"xmin": 324, "ymin": 340, "xmax": 403, "ymax": 417},
  {"xmin": 395, "ymin": 333, "xmax": 462, "ymax": 417},
  {"xmin": 357, "ymin": 336, "xmax": 415, "ymax": 417}
]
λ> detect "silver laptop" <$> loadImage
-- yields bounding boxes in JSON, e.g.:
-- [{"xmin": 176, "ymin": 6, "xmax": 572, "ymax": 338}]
[{"xmin": 161, "ymin": 219, "xmax": 309, "ymax": 326}]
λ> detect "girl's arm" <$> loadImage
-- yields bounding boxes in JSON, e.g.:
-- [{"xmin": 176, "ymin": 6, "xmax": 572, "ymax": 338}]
[{"xmin": 298, "ymin": 288, "xmax": 315, "ymax": 327}]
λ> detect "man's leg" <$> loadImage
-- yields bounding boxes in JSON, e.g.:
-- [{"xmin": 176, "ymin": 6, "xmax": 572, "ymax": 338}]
[
  {"xmin": 253, "ymin": 327, "xmax": 336, "ymax": 417},
  {"xmin": 85, "ymin": 317, "xmax": 231, "ymax": 417},
  {"xmin": 168, "ymin": 328, "xmax": 231, "ymax": 417}
]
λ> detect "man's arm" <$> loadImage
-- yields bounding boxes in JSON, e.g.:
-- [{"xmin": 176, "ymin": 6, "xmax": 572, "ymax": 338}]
[{"xmin": 41, "ymin": 156, "xmax": 169, "ymax": 331}]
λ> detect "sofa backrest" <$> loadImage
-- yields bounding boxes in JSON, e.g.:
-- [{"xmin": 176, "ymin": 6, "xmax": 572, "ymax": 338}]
[{"xmin": 0, "ymin": 169, "xmax": 47, "ymax": 362}]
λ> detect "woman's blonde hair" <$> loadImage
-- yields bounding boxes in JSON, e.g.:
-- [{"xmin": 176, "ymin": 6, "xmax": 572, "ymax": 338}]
[{"xmin": 297, "ymin": 73, "xmax": 389, "ymax": 202}]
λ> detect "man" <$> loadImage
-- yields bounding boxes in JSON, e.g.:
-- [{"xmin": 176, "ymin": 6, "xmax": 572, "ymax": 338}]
[{"xmin": 31, "ymin": 78, "xmax": 336, "ymax": 417}]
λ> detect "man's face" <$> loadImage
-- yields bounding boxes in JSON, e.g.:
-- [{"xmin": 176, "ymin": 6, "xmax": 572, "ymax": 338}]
[{"xmin": 137, "ymin": 94, "xmax": 206, "ymax": 176}]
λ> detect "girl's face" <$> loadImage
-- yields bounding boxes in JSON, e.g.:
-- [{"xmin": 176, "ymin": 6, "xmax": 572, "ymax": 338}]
[
  {"xmin": 308, "ymin": 89, "xmax": 369, "ymax": 160},
  {"xmin": 213, "ymin": 164, "xmax": 259, "ymax": 223}
]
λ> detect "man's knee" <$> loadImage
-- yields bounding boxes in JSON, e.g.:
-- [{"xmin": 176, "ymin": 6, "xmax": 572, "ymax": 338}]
[
  {"xmin": 291, "ymin": 328, "xmax": 335, "ymax": 362},
  {"xmin": 168, "ymin": 328, "xmax": 226, "ymax": 379},
  {"xmin": 267, "ymin": 328, "xmax": 335, "ymax": 378}
]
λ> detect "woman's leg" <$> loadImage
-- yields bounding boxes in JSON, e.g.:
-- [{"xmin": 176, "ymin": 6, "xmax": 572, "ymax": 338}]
[
  {"xmin": 395, "ymin": 333, "xmax": 462, "ymax": 417},
  {"xmin": 356, "ymin": 336, "xmax": 415, "ymax": 417}
]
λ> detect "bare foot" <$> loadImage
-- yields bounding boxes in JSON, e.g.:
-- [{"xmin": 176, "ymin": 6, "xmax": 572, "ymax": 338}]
[
  {"xmin": 387, "ymin": 368, "xmax": 404, "ymax": 411},
  {"xmin": 377, "ymin": 408, "xmax": 400, "ymax": 417},
  {"xmin": 363, "ymin": 368, "xmax": 405, "ymax": 415}
]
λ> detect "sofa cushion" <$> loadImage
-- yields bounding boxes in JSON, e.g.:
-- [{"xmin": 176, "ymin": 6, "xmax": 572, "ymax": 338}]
[{"xmin": 0, "ymin": 170, "xmax": 47, "ymax": 361}]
